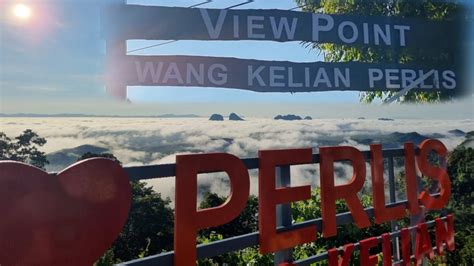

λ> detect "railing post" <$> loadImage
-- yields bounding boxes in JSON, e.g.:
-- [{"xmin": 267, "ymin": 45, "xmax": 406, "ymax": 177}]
[
  {"xmin": 387, "ymin": 156, "xmax": 400, "ymax": 261},
  {"xmin": 410, "ymin": 161, "xmax": 427, "ymax": 265},
  {"xmin": 274, "ymin": 165, "xmax": 293, "ymax": 265}
]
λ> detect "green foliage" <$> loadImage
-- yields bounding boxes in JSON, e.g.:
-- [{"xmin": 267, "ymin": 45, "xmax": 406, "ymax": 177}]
[
  {"xmin": 197, "ymin": 232, "xmax": 272, "ymax": 265},
  {"xmin": 197, "ymin": 193, "xmax": 269, "ymax": 265},
  {"xmin": 445, "ymin": 146, "xmax": 474, "ymax": 265},
  {"xmin": 0, "ymin": 129, "xmax": 49, "ymax": 169},
  {"xmin": 95, "ymin": 249, "xmax": 116, "ymax": 266},
  {"xmin": 197, "ymin": 189, "xmax": 391, "ymax": 265},
  {"xmin": 390, "ymin": 143, "xmax": 474, "ymax": 265},
  {"xmin": 197, "ymin": 242, "xmax": 272, "ymax": 266},
  {"xmin": 295, "ymin": 0, "xmax": 462, "ymax": 103},
  {"xmin": 199, "ymin": 192, "xmax": 259, "ymax": 238},
  {"xmin": 292, "ymin": 188, "xmax": 390, "ymax": 264},
  {"xmin": 78, "ymin": 153, "xmax": 174, "ymax": 265},
  {"xmin": 110, "ymin": 180, "xmax": 174, "ymax": 263},
  {"xmin": 448, "ymin": 146, "xmax": 474, "ymax": 207}
]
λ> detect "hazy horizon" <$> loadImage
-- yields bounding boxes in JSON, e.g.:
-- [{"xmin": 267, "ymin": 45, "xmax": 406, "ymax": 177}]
[{"xmin": 1, "ymin": 96, "xmax": 473, "ymax": 120}]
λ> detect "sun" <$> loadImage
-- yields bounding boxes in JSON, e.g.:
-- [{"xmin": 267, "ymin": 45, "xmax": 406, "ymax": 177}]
[{"xmin": 13, "ymin": 3, "xmax": 32, "ymax": 20}]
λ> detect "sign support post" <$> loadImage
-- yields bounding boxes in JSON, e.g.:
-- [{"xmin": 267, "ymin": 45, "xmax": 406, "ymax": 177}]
[
  {"xmin": 105, "ymin": 0, "xmax": 127, "ymax": 100},
  {"xmin": 410, "ymin": 172, "xmax": 428, "ymax": 265},
  {"xmin": 106, "ymin": 39, "xmax": 127, "ymax": 100}
]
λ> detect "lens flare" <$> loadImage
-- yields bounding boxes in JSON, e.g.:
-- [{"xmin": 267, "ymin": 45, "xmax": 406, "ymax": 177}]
[{"xmin": 13, "ymin": 3, "xmax": 32, "ymax": 20}]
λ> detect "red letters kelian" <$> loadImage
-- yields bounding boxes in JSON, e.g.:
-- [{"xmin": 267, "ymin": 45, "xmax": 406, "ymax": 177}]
[
  {"xmin": 328, "ymin": 243, "xmax": 354, "ymax": 266},
  {"xmin": 435, "ymin": 214, "xmax": 455, "ymax": 255},
  {"xmin": 414, "ymin": 222, "xmax": 435, "ymax": 265},
  {"xmin": 400, "ymin": 228, "xmax": 412, "ymax": 266},
  {"xmin": 381, "ymin": 233, "xmax": 393, "ymax": 266},
  {"xmin": 359, "ymin": 237, "xmax": 378, "ymax": 266}
]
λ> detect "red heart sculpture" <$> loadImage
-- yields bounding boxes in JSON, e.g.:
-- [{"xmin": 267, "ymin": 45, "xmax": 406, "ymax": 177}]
[{"xmin": 0, "ymin": 158, "xmax": 132, "ymax": 265}]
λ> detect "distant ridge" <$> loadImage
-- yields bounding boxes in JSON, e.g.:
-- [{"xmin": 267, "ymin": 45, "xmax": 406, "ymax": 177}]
[
  {"xmin": 351, "ymin": 131, "xmax": 431, "ymax": 149},
  {"xmin": 0, "ymin": 113, "xmax": 201, "ymax": 118},
  {"xmin": 274, "ymin": 114, "xmax": 302, "ymax": 121},
  {"xmin": 209, "ymin": 114, "xmax": 224, "ymax": 121},
  {"xmin": 47, "ymin": 144, "xmax": 110, "ymax": 171},
  {"xmin": 229, "ymin": 113, "xmax": 244, "ymax": 121}
]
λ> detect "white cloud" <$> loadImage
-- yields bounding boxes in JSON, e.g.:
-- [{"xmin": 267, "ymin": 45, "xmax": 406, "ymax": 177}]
[{"xmin": 1, "ymin": 117, "xmax": 472, "ymax": 202}]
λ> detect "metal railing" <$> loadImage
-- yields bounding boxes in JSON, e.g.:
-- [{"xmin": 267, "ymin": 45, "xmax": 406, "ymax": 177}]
[{"xmin": 118, "ymin": 147, "xmax": 443, "ymax": 265}]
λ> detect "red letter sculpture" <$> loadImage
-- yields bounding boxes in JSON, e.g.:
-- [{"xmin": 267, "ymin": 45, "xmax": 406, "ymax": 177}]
[
  {"xmin": 370, "ymin": 144, "xmax": 406, "ymax": 223},
  {"xmin": 400, "ymin": 228, "xmax": 412, "ymax": 266},
  {"xmin": 174, "ymin": 153, "xmax": 250, "ymax": 265},
  {"xmin": 359, "ymin": 237, "xmax": 378, "ymax": 266},
  {"xmin": 328, "ymin": 243, "xmax": 354, "ymax": 266},
  {"xmin": 259, "ymin": 148, "xmax": 316, "ymax": 253},
  {"xmin": 435, "ymin": 215, "xmax": 455, "ymax": 255},
  {"xmin": 404, "ymin": 142, "xmax": 422, "ymax": 215},
  {"xmin": 381, "ymin": 233, "xmax": 393, "ymax": 266},
  {"xmin": 417, "ymin": 139, "xmax": 451, "ymax": 210},
  {"xmin": 0, "ymin": 159, "xmax": 131, "ymax": 265},
  {"xmin": 319, "ymin": 146, "xmax": 371, "ymax": 237},
  {"xmin": 414, "ymin": 222, "xmax": 435, "ymax": 265}
]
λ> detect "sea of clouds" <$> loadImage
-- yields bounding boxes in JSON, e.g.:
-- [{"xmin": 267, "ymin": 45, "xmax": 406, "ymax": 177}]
[{"xmin": 1, "ymin": 117, "xmax": 472, "ymax": 203}]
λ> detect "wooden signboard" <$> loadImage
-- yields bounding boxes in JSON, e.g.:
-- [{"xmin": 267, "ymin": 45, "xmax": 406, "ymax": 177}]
[
  {"xmin": 104, "ymin": 5, "xmax": 455, "ymax": 49},
  {"xmin": 103, "ymin": 4, "xmax": 461, "ymax": 100},
  {"xmin": 110, "ymin": 55, "xmax": 457, "ymax": 92}
]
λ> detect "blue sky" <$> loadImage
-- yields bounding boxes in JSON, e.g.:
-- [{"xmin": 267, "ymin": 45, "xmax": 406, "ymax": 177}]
[{"xmin": 0, "ymin": 0, "xmax": 473, "ymax": 116}]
